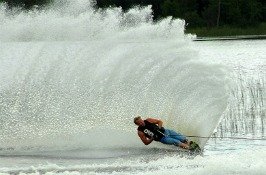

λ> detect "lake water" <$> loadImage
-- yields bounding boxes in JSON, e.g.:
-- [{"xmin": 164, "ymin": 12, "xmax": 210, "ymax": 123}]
[{"xmin": 0, "ymin": 1, "xmax": 265, "ymax": 174}]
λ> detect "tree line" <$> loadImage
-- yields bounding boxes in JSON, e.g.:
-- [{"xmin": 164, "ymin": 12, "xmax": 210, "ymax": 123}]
[
  {"xmin": 97, "ymin": 0, "xmax": 265, "ymax": 28},
  {"xmin": 1, "ymin": 0, "xmax": 265, "ymax": 28}
]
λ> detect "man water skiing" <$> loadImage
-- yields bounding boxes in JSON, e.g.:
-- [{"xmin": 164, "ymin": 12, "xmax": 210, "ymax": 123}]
[{"xmin": 134, "ymin": 116, "xmax": 197, "ymax": 150}]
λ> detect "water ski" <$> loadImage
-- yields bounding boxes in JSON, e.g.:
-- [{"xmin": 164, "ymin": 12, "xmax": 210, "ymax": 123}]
[{"xmin": 188, "ymin": 141, "xmax": 202, "ymax": 154}]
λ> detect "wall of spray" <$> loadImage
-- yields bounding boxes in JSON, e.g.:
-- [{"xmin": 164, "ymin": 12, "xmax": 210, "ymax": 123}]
[{"xmin": 0, "ymin": 0, "xmax": 228, "ymax": 151}]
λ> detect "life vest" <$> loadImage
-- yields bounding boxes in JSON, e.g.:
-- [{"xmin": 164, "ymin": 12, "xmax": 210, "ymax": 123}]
[{"xmin": 137, "ymin": 120, "xmax": 165, "ymax": 141}]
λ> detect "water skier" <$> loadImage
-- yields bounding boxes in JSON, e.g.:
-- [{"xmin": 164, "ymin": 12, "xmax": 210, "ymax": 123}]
[{"xmin": 134, "ymin": 116, "xmax": 198, "ymax": 150}]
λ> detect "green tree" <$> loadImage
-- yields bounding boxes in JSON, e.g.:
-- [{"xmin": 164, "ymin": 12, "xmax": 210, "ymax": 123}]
[
  {"xmin": 184, "ymin": 11, "xmax": 206, "ymax": 27},
  {"xmin": 161, "ymin": 0, "xmax": 180, "ymax": 17},
  {"xmin": 239, "ymin": 0, "xmax": 262, "ymax": 26},
  {"xmin": 221, "ymin": 0, "xmax": 242, "ymax": 26},
  {"xmin": 202, "ymin": 0, "xmax": 219, "ymax": 27},
  {"xmin": 257, "ymin": 0, "xmax": 265, "ymax": 22}
]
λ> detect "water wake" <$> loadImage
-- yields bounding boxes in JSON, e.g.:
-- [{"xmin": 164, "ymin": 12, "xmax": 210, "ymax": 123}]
[
  {"xmin": 0, "ymin": 0, "xmax": 228, "ymax": 151},
  {"xmin": 1, "ymin": 149, "xmax": 265, "ymax": 175}
]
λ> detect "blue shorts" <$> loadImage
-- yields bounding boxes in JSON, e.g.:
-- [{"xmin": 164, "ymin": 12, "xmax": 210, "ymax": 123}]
[{"xmin": 160, "ymin": 129, "xmax": 187, "ymax": 146}]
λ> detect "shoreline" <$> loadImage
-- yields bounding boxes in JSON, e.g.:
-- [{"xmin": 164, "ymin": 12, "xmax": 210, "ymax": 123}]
[
  {"xmin": 193, "ymin": 35, "xmax": 266, "ymax": 41},
  {"xmin": 186, "ymin": 23, "xmax": 266, "ymax": 39}
]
